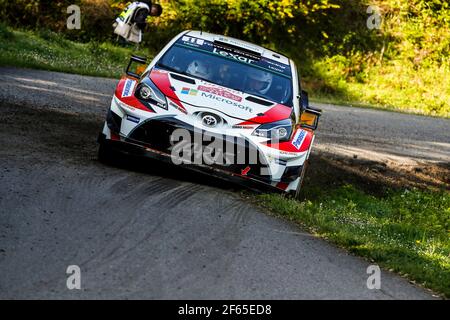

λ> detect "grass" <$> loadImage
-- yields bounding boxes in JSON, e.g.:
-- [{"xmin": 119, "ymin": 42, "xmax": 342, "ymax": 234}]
[
  {"xmin": 259, "ymin": 185, "xmax": 450, "ymax": 298},
  {"xmin": 302, "ymin": 55, "xmax": 450, "ymax": 118},
  {"xmin": 0, "ymin": 24, "xmax": 448, "ymax": 118},
  {"xmin": 0, "ymin": 25, "xmax": 154, "ymax": 78}
]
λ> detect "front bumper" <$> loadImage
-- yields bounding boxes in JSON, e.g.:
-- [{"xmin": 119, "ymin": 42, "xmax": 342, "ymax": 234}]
[{"xmin": 98, "ymin": 132, "xmax": 286, "ymax": 193}]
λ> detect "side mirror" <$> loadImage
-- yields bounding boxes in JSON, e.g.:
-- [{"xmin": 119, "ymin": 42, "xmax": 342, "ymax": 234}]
[
  {"xmin": 298, "ymin": 90, "xmax": 321, "ymax": 130},
  {"xmin": 300, "ymin": 90, "xmax": 309, "ymax": 111},
  {"xmin": 300, "ymin": 107, "xmax": 321, "ymax": 130},
  {"xmin": 126, "ymin": 55, "xmax": 148, "ymax": 79}
]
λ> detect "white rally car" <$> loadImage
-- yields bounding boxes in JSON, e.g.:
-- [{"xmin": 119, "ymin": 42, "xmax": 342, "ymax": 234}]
[{"xmin": 98, "ymin": 30, "xmax": 321, "ymax": 197}]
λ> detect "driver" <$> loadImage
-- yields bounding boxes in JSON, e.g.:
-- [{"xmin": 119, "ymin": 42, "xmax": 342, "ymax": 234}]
[
  {"xmin": 186, "ymin": 60, "xmax": 213, "ymax": 81},
  {"xmin": 244, "ymin": 69, "xmax": 273, "ymax": 95}
]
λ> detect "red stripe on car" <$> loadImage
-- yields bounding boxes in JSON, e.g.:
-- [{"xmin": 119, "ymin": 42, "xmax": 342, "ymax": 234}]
[
  {"xmin": 110, "ymin": 132, "xmax": 120, "ymax": 141},
  {"xmin": 237, "ymin": 104, "xmax": 292, "ymax": 125},
  {"xmin": 263, "ymin": 129, "xmax": 313, "ymax": 153},
  {"xmin": 149, "ymin": 69, "xmax": 187, "ymax": 112},
  {"xmin": 114, "ymin": 77, "xmax": 154, "ymax": 112},
  {"xmin": 276, "ymin": 182, "xmax": 289, "ymax": 190}
]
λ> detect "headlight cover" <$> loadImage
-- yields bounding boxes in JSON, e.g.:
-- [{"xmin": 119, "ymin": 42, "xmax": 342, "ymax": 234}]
[
  {"xmin": 135, "ymin": 77, "xmax": 168, "ymax": 110},
  {"xmin": 252, "ymin": 117, "xmax": 294, "ymax": 142}
]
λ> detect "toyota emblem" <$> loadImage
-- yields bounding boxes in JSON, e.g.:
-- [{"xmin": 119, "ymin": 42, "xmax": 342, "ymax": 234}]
[{"xmin": 202, "ymin": 114, "xmax": 218, "ymax": 127}]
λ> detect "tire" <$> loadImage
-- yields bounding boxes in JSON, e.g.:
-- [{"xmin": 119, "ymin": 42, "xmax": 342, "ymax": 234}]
[
  {"xmin": 293, "ymin": 161, "xmax": 308, "ymax": 200},
  {"xmin": 98, "ymin": 142, "xmax": 114, "ymax": 164}
]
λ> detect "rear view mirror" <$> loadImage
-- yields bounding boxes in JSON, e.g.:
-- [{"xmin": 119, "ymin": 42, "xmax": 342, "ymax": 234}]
[
  {"xmin": 126, "ymin": 55, "xmax": 148, "ymax": 79},
  {"xmin": 300, "ymin": 106, "xmax": 322, "ymax": 131}
]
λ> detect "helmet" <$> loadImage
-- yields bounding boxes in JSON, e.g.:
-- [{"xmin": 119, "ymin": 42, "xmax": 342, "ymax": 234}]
[
  {"xmin": 186, "ymin": 60, "xmax": 212, "ymax": 80},
  {"xmin": 245, "ymin": 69, "xmax": 273, "ymax": 95}
]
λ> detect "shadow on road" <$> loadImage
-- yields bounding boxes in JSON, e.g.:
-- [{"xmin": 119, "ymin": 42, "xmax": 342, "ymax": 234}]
[{"xmin": 1, "ymin": 101, "xmax": 447, "ymax": 199}]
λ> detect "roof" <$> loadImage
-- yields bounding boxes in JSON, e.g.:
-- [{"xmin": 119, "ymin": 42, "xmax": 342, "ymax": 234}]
[{"xmin": 185, "ymin": 30, "xmax": 290, "ymax": 65}]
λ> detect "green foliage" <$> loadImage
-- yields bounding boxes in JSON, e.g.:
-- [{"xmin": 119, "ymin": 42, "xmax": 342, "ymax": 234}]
[
  {"xmin": 0, "ymin": 0, "xmax": 448, "ymax": 116},
  {"xmin": 147, "ymin": 0, "xmax": 344, "ymax": 54},
  {"xmin": 260, "ymin": 186, "xmax": 450, "ymax": 297},
  {"xmin": 0, "ymin": 22, "xmax": 14, "ymax": 40},
  {"xmin": 0, "ymin": 0, "xmax": 79, "ymax": 30},
  {"xmin": 389, "ymin": 189, "xmax": 450, "ymax": 236},
  {"xmin": 0, "ymin": 26, "xmax": 153, "ymax": 78}
]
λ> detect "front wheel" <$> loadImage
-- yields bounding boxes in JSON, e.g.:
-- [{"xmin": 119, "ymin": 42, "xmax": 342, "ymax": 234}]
[
  {"xmin": 293, "ymin": 162, "xmax": 308, "ymax": 200},
  {"xmin": 98, "ymin": 142, "xmax": 114, "ymax": 164}
]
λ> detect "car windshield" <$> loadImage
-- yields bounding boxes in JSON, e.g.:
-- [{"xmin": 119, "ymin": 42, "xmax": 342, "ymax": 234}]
[{"xmin": 156, "ymin": 42, "xmax": 293, "ymax": 107}]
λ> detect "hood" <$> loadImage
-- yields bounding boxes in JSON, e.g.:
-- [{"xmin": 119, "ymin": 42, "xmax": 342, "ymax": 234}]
[{"xmin": 149, "ymin": 68, "xmax": 292, "ymax": 123}]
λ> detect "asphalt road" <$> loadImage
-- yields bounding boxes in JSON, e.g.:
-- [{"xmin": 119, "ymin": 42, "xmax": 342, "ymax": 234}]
[{"xmin": 0, "ymin": 67, "xmax": 445, "ymax": 299}]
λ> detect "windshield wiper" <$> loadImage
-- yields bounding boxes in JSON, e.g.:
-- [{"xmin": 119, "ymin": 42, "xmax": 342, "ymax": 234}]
[
  {"xmin": 156, "ymin": 63, "xmax": 188, "ymax": 76},
  {"xmin": 156, "ymin": 63, "xmax": 216, "ymax": 85}
]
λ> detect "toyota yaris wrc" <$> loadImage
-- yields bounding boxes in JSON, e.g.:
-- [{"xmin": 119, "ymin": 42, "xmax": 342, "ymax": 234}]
[{"xmin": 98, "ymin": 30, "xmax": 321, "ymax": 197}]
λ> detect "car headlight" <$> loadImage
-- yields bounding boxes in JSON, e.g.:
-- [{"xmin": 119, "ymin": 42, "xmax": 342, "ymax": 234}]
[
  {"xmin": 135, "ymin": 78, "xmax": 168, "ymax": 110},
  {"xmin": 252, "ymin": 118, "xmax": 294, "ymax": 142}
]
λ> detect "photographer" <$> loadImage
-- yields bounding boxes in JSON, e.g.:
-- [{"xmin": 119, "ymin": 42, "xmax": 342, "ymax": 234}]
[{"xmin": 113, "ymin": 0, "xmax": 162, "ymax": 45}]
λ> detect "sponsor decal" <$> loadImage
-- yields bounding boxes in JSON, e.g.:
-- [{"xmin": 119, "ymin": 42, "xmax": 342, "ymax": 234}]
[
  {"xmin": 120, "ymin": 103, "xmax": 135, "ymax": 111},
  {"xmin": 179, "ymin": 86, "xmax": 252, "ymax": 113},
  {"xmin": 275, "ymin": 158, "xmax": 287, "ymax": 166},
  {"xmin": 266, "ymin": 59, "xmax": 288, "ymax": 70},
  {"xmin": 200, "ymin": 92, "xmax": 252, "ymax": 113},
  {"xmin": 174, "ymin": 39, "xmax": 292, "ymax": 77},
  {"xmin": 198, "ymin": 85, "xmax": 242, "ymax": 102},
  {"xmin": 232, "ymin": 125, "xmax": 255, "ymax": 129},
  {"xmin": 169, "ymin": 101, "xmax": 188, "ymax": 114},
  {"xmin": 267, "ymin": 65, "xmax": 286, "ymax": 73},
  {"xmin": 122, "ymin": 79, "xmax": 136, "ymax": 98},
  {"xmin": 216, "ymin": 36, "xmax": 262, "ymax": 54},
  {"xmin": 181, "ymin": 87, "xmax": 198, "ymax": 96},
  {"xmin": 241, "ymin": 166, "xmax": 251, "ymax": 176},
  {"xmin": 292, "ymin": 129, "xmax": 307, "ymax": 150},
  {"xmin": 114, "ymin": 96, "xmax": 136, "ymax": 111},
  {"xmin": 126, "ymin": 115, "xmax": 140, "ymax": 124},
  {"xmin": 212, "ymin": 48, "xmax": 256, "ymax": 65},
  {"xmin": 181, "ymin": 36, "xmax": 205, "ymax": 46},
  {"xmin": 280, "ymin": 151, "xmax": 300, "ymax": 156}
]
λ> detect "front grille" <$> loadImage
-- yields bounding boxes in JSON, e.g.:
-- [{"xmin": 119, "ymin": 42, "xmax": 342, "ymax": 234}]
[
  {"xmin": 127, "ymin": 117, "xmax": 270, "ymax": 181},
  {"xmin": 127, "ymin": 117, "xmax": 181, "ymax": 151}
]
